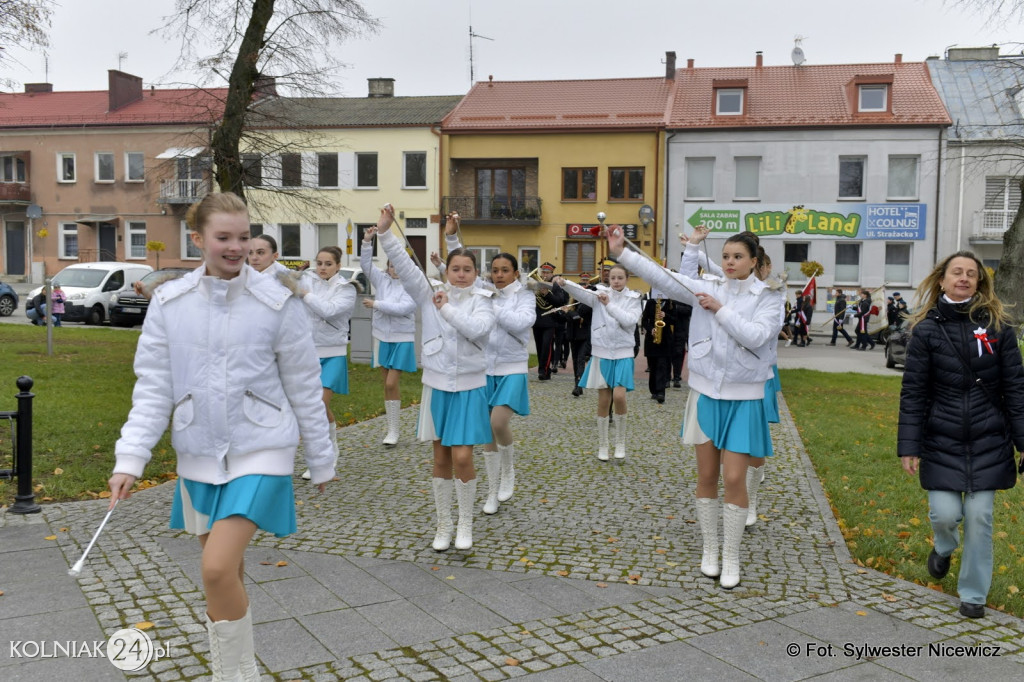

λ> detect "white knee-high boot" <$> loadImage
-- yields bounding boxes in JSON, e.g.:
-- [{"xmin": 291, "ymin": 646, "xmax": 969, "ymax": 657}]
[
  {"xmin": 383, "ymin": 400, "xmax": 401, "ymax": 446},
  {"xmin": 482, "ymin": 451, "xmax": 501, "ymax": 514},
  {"xmin": 431, "ymin": 478, "xmax": 454, "ymax": 551},
  {"xmin": 302, "ymin": 421, "xmax": 336, "ymax": 480},
  {"xmin": 597, "ymin": 416, "xmax": 610, "ymax": 461},
  {"xmin": 206, "ymin": 607, "xmax": 259, "ymax": 681},
  {"xmin": 695, "ymin": 497, "xmax": 720, "ymax": 578},
  {"xmin": 613, "ymin": 413, "xmax": 627, "ymax": 460},
  {"xmin": 454, "ymin": 478, "xmax": 477, "ymax": 550},
  {"xmin": 720, "ymin": 503, "xmax": 747, "ymax": 589},
  {"xmin": 746, "ymin": 465, "xmax": 763, "ymax": 527},
  {"xmin": 497, "ymin": 443, "xmax": 515, "ymax": 502}
]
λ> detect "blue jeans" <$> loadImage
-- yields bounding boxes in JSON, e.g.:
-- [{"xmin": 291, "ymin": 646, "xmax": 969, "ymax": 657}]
[
  {"xmin": 27, "ymin": 304, "xmax": 46, "ymax": 325},
  {"xmin": 928, "ymin": 490, "xmax": 995, "ymax": 605}
]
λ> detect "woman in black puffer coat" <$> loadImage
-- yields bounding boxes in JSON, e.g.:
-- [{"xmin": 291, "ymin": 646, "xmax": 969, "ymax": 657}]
[{"xmin": 898, "ymin": 251, "xmax": 1024, "ymax": 620}]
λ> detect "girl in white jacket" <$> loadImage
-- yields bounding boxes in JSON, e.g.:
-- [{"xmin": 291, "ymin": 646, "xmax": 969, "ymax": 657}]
[
  {"xmin": 248, "ymin": 234, "xmax": 288, "ymax": 275},
  {"xmin": 610, "ymin": 226, "xmax": 782, "ymax": 590},
  {"xmin": 108, "ymin": 192, "xmax": 335, "ymax": 681},
  {"xmin": 369, "ymin": 208, "xmax": 495, "ymax": 552},
  {"xmin": 295, "ymin": 246, "xmax": 357, "ymax": 477},
  {"xmin": 555, "ymin": 265, "xmax": 642, "ymax": 461},
  {"xmin": 360, "ymin": 238, "xmax": 417, "ymax": 446}
]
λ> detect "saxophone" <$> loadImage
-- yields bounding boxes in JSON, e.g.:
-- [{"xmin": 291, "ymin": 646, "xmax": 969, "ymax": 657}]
[{"xmin": 653, "ymin": 298, "xmax": 666, "ymax": 344}]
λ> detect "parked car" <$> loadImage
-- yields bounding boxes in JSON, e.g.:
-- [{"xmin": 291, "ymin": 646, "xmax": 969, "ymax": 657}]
[
  {"xmin": 109, "ymin": 268, "xmax": 192, "ymax": 327},
  {"xmin": 0, "ymin": 282, "xmax": 18, "ymax": 317},
  {"xmin": 885, "ymin": 316, "xmax": 912, "ymax": 369},
  {"xmin": 26, "ymin": 262, "xmax": 154, "ymax": 325}
]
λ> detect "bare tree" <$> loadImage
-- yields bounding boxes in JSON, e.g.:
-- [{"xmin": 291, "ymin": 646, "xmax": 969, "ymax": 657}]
[
  {"xmin": 0, "ymin": 0, "xmax": 54, "ymax": 89},
  {"xmin": 156, "ymin": 0, "xmax": 379, "ymax": 200}
]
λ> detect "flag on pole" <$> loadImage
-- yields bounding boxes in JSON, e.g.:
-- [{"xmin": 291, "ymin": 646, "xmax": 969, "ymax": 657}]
[{"xmin": 801, "ymin": 276, "xmax": 817, "ymax": 307}]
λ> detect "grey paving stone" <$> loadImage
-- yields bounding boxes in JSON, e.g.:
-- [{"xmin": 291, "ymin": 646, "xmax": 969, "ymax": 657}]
[
  {"xmin": 356, "ymin": 599, "xmax": 455, "ymax": 646},
  {"xmin": 284, "ymin": 549, "xmax": 406, "ymax": 607},
  {"xmin": 303, "ymin": 608, "xmax": 398, "ymax": 659},
  {"xmin": 583, "ymin": 639, "xmax": 758, "ymax": 681},
  {"xmin": 409, "ymin": 589, "xmax": 512, "ymax": 633},
  {"xmin": 252, "ymin": 618, "xmax": 335, "ymax": 673},
  {"xmin": 260, "ymin": 575, "xmax": 348, "ymax": 616},
  {"xmin": 519, "ymin": 664, "xmax": 606, "ymax": 681},
  {"xmin": 0, "ymin": 607, "xmax": 108, "ymax": 668}
]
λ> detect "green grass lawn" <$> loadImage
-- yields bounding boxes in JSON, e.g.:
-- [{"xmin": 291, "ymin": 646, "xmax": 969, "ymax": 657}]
[
  {"xmin": 782, "ymin": 368, "xmax": 1024, "ymax": 619},
  {"xmin": 0, "ymin": 325, "xmax": 422, "ymax": 504}
]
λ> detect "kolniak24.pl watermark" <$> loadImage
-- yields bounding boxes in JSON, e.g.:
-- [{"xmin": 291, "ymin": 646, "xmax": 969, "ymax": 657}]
[{"xmin": 9, "ymin": 628, "xmax": 173, "ymax": 672}]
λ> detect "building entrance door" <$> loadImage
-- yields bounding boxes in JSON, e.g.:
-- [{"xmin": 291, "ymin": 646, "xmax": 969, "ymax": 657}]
[
  {"xmin": 5, "ymin": 221, "xmax": 25, "ymax": 275},
  {"xmin": 99, "ymin": 223, "xmax": 117, "ymax": 261}
]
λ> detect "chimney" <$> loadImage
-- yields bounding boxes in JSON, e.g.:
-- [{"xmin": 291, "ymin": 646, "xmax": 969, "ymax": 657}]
[
  {"xmin": 253, "ymin": 75, "xmax": 277, "ymax": 99},
  {"xmin": 947, "ymin": 46, "xmax": 1000, "ymax": 61},
  {"xmin": 894, "ymin": 53, "xmax": 903, "ymax": 64},
  {"xmin": 108, "ymin": 70, "xmax": 142, "ymax": 111},
  {"xmin": 687, "ymin": 58, "xmax": 695, "ymax": 70},
  {"xmin": 367, "ymin": 77, "xmax": 395, "ymax": 98},
  {"xmin": 665, "ymin": 51, "xmax": 676, "ymax": 80},
  {"xmin": 756, "ymin": 51, "xmax": 763, "ymax": 68},
  {"xmin": 24, "ymin": 83, "xmax": 53, "ymax": 94}
]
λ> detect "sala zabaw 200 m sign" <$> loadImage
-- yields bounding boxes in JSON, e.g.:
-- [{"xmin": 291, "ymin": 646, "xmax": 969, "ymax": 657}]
[{"xmin": 686, "ymin": 204, "xmax": 926, "ymax": 240}]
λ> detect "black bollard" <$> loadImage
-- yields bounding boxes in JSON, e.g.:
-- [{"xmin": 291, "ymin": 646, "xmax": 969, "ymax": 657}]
[{"xmin": 9, "ymin": 375, "xmax": 40, "ymax": 514}]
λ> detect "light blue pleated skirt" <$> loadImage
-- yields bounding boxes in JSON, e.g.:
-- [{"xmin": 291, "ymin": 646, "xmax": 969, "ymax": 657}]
[
  {"xmin": 320, "ymin": 355, "xmax": 349, "ymax": 394},
  {"xmin": 486, "ymin": 373, "xmax": 530, "ymax": 416},
  {"xmin": 580, "ymin": 357, "xmax": 635, "ymax": 391},
  {"xmin": 372, "ymin": 340, "xmax": 417, "ymax": 373},
  {"xmin": 428, "ymin": 386, "xmax": 492, "ymax": 446},
  {"xmin": 695, "ymin": 394, "xmax": 774, "ymax": 459},
  {"xmin": 170, "ymin": 475, "xmax": 297, "ymax": 538},
  {"xmin": 763, "ymin": 365, "xmax": 781, "ymax": 424}
]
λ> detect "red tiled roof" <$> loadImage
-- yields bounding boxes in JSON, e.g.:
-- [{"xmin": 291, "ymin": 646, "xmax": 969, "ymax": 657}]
[
  {"xmin": 668, "ymin": 62, "xmax": 950, "ymax": 128},
  {"xmin": 0, "ymin": 88, "xmax": 229, "ymax": 128},
  {"xmin": 442, "ymin": 78, "xmax": 674, "ymax": 131}
]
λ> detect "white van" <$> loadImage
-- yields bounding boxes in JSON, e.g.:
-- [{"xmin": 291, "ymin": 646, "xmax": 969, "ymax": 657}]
[{"xmin": 28, "ymin": 262, "xmax": 153, "ymax": 325}]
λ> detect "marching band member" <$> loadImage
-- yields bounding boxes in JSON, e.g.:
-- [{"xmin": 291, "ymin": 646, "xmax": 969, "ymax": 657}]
[
  {"xmin": 567, "ymin": 272, "xmax": 595, "ymax": 397},
  {"xmin": 641, "ymin": 289, "xmax": 674, "ymax": 404},
  {"xmin": 554, "ymin": 264, "xmax": 642, "ymax": 461},
  {"xmin": 360, "ymin": 235, "xmax": 417, "ymax": 446},
  {"xmin": 533, "ymin": 263, "xmax": 568, "ymax": 380}
]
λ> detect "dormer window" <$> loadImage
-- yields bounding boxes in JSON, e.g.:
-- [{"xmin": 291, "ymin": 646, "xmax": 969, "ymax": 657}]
[
  {"xmin": 716, "ymin": 88, "xmax": 745, "ymax": 115},
  {"xmin": 858, "ymin": 84, "xmax": 888, "ymax": 112}
]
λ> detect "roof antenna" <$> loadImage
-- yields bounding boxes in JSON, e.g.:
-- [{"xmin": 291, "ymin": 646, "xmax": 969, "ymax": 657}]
[
  {"xmin": 469, "ymin": 25, "xmax": 493, "ymax": 85},
  {"xmin": 117, "ymin": 51, "xmax": 128, "ymax": 71}
]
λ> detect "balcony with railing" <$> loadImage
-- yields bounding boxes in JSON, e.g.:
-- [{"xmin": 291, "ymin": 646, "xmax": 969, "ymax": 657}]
[
  {"xmin": 440, "ymin": 196, "xmax": 542, "ymax": 226},
  {"xmin": 971, "ymin": 209, "xmax": 1016, "ymax": 242},
  {"xmin": 0, "ymin": 151, "xmax": 30, "ymax": 204},
  {"xmin": 0, "ymin": 182, "xmax": 31, "ymax": 204},
  {"xmin": 158, "ymin": 178, "xmax": 211, "ymax": 204}
]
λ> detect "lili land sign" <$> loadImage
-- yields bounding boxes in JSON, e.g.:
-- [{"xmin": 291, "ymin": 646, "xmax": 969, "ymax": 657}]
[{"xmin": 686, "ymin": 204, "xmax": 926, "ymax": 240}]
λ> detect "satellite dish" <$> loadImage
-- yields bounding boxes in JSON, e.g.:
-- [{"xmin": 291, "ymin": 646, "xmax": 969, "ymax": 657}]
[
  {"xmin": 792, "ymin": 36, "xmax": 806, "ymax": 66},
  {"xmin": 26, "ymin": 204, "xmax": 43, "ymax": 219}
]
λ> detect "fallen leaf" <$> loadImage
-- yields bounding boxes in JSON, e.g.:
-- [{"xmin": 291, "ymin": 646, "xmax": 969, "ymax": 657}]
[
  {"xmin": 98, "ymin": 491, "xmax": 111, "ymax": 499},
  {"xmin": 134, "ymin": 621, "xmax": 154, "ymax": 630},
  {"xmin": 445, "ymin": 575, "xmax": 455, "ymax": 580},
  {"xmin": 596, "ymin": 582, "xmax": 608, "ymax": 588},
  {"xmin": 53, "ymin": 467, "xmax": 64, "ymax": 475},
  {"xmin": 519, "ymin": 557, "xmax": 531, "ymax": 563},
  {"xmin": 665, "ymin": 515, "xmax": 676, "ymax": 520},
  {"xmin": 629, "ymin": 574, "xmax": 641, "ymax": 580},
  {"xmin": 44, "ymin": 535, "xmax": 56, "ymax": 541},
  {"xmin": 855, "ymin": 611, "xmax": 868, "ymax": 616},
  {"xmin": 505, "ymin": 658, "xmax": 520, "ymax": 667},
  {"xmin": 431, "ymin": 566, "xmax": 441, "ymax": 571},
  {"xmin": 259, "ymin": 561, "xmax": 273, "ymax": 565},
  {"xmin": 275, "ymin": 561, "xmax": 288, "ymax": 567},
  {"xmin": 519, "ymin": 630, "xmax": 530, "ymax": 635},
  {"xmin": 607, "ymin": 537, "xmax": 618, "ymax": 543},
  {"xmin": 539, "ymin": 499, "xmax": 549, "ymax": 504},
  {"xmin": 59, "ymin": 527, "xmax": 68, "ymax": 532},
  {"xmin": 1009, "ymin": 585, "xmax": 1020, "ymax": 595},
  {"xmin": 655, "ymin": 549, "xmax": 667, "ymax": 554},
  {"xmin": 882, "ymin": 593, "xmax": 898, "ymax": 602},
  {"xmin": 908, "ymin": 518, "xmax": 921, "ymax": 526},
  {"xmin": 556, "ymin": 570, "xmax": 569, "ymax": 577},
  {"xmin": 896, "ymin": 532, "xmax": 911, "ymax": 539}
]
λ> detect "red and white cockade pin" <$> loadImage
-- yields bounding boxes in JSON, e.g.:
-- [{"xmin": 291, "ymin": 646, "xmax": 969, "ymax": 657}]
[{"xmin": 974, "ymin": 327, "xmax": 997, "ymax": 356}]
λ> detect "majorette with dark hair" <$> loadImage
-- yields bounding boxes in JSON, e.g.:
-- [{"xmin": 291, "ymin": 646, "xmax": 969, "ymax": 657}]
[
  {"xmin": 533, "ymin": 262, "xmax": 568, "ymax": 380},
  {"xmin": 609, "ymin": 225, "xmax": 782, "ymax": 589},
  {"xmin": 554, "ymin": 264, "xmax": 643, "ymax": 462},
  {"xmin": 360, "ymin": 235, "xmax": 417, "ymax": 447},
  {"xmin": 109, "ymin": 193, "xmax": 336, "ymax": 680},
  {"xmin": 369, "ymin": 208, "xmax": 495, "ymax": 552}
]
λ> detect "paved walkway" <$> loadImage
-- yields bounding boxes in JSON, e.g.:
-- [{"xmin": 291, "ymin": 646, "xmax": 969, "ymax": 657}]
[{"xmin": 3, "ymin": 356, "xmax": 1024, "ymax": 681}]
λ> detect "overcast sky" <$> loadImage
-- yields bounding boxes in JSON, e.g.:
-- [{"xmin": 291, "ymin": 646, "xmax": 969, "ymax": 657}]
[{"xmin": 4, "ymin": 0, "xmax": 1023, "ymax": 96}]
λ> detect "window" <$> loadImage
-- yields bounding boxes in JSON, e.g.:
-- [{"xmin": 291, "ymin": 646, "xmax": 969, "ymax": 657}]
[
  {"xmin": 858, "ymin": 84, "xmax": 888, "ymax": 112},
  {"xmin": 403, "ymin": 152, "xmax": 427, "ymax": 188},
  {"xmin": 476, "ymin": 167, "xmax": 526, "ymax": 218},
  {"xmin": 57, "ymin": 153, "xmax": 76, "ymax": 182},
  {"xmin": 885, "ymin": 243, "xmax": 911, "ymax": 283},
  {"xmin": 241, "ymin": 154, "xmax": 262, "ymax": 187},
  {"xmin": 834, "ymin": 242, "xmax": 860, "ymax": 282},
  {"xmin": 280, "ymin": 223, "xmax": 301, "ymax": 258},
  {"xmin": 887, "ymin": 156, "xmax": 919, "ymax": 200},
  {"xmin": 463, "ymin": 246, "xmax": 501, "ymax": 271},
  {"xmin": 685, "ymin": 158, "xmax": 714, "ymax": 200},
  {"xmin": 983, "ymin": 177, "xmax": 1022, "ymax": 232},
  {"xmin": 250, "ymin": 223, "xmax": 264, "ymax": 238},
  {"xmin": 125, "ymin": 152, "xmax": 145, "ymax": 182},
  {"xmin": 356, "ymin": 224, "xmax": 378, "ymax": 257},
  {"xmin": 783, "ymin": 242, "xmax": 809, "ymax": 282},
  {"xmin": 562, "ymin": 168, "xmax": 597, "ymax": 201},
  {"xmin": 1, "ymin": 156, "xmax": 27, "ymax": 182},
  {"xmin": 734, "ymin": 157, "xmax": 760, "ymax": 200},
  {"xmin": 610, "ymin": 167, "xmax": 644, "ymax": 201},
  {"xmin": 318, "ymin": 153, "xmax": 338, "ymax": 187},
  {"xmin": 716, "ymin": 88, "xmax": 744, "ymax": 115},
  {"xmin": 94, "ymin": 152, "xmax": 114, "ymax": 183},
  {"xmin": 182, "ymin": 222, "xmax": 201, "ymax": 260},
  {"xmin": 838, "ymin": 156, "xmax": 865, "ymax": 199},
  {"xmin": 126, "ymin": 222, "xmax": 147, "ymax": 259},
  {"xmin": 356, "ymin": 152, "xmax": 378, "ymax": 188},
  {"xmin": 60, "ymin": 223, "xmax": 79, "ymax": 259},
  {"xmin": 317, "ymin": 223, "xmax": 339, "ymax": 250},
  {"xmin": 281, "ymin": 153, "xmax": 302, "ymax": 188},
  {"xmin": 563, "ymin": 241, "xmax": 596, "ymax": 275}
]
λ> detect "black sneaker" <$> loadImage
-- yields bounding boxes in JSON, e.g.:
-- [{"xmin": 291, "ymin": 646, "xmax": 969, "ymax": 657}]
[
  {"xmin": 571, "ymin": 386, "xmax": 583, "ymax": 397},
  {"xmin": 655, "ymin": 394, "xmax": 665, "ymax": 404},
  {"xmin": 927, "ymin": 549, "xmax": 951, "ymax": 579},
  {"xmin": 959, "ymin": 602, "xmax": 984, "ymax": 618},
  {"xmin": 673, "ymin": 380, "xmax": 682, "ymax": 388}
]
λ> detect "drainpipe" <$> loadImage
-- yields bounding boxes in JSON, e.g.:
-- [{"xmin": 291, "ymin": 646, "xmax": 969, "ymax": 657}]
[
  {"xmin": 934, "ymin": 127, "xmax": 943, "ymax": 265},
  {"xmin": 431, "ymin": 124, "xmax": 444, "ymax": 256},
  {"xmin": 664, "ymin": 131, "xmax": 677, "ymax": 264},
  {"xmin": 652, "ymin": 129, "xmax": 660, "ymax": 261},
  {"xmin": 955, "ymin": 140, "xmax": 965, "ymax": 252}
]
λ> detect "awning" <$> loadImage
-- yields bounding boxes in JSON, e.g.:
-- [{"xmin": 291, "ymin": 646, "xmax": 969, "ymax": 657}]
[
  {"xmin": 74, "ymin": 214, "xmax": 119, "ymax": 225},
  {"xmin": 156, "ymin": 146, "xmax": 205, "ymax": 159}
]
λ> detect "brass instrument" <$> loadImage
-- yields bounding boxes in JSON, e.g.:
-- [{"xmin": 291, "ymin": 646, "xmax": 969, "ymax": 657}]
[{"xmin": 653, "ymin": 298, "xmax": 666, "ymax": 344}]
